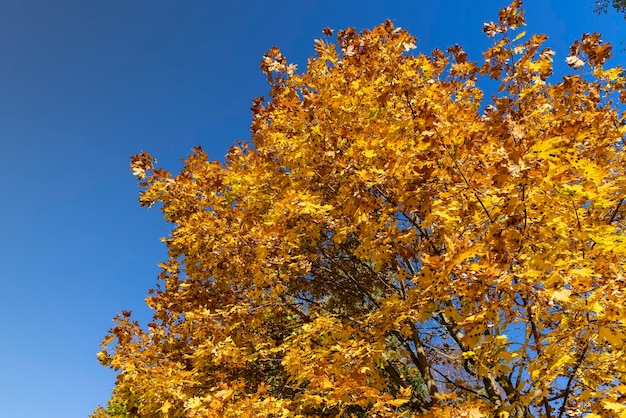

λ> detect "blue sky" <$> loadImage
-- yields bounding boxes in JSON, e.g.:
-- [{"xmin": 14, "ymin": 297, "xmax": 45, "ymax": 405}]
[{"xmin": 0, "ymin": 1, "xmax": 623, "ymax": 416}]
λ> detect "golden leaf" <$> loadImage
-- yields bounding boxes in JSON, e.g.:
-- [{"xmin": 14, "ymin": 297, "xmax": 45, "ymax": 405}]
[
  {"xmin": 602, "ymin": 400, "xmax": 626, "ymax": 413},
  {"xmin": 160, "ymin": 401, "xmax": 173, "ymax": 413},
  {"xmin": 566, "ymin": 55, "xmax": 585, "ymax": 69}
]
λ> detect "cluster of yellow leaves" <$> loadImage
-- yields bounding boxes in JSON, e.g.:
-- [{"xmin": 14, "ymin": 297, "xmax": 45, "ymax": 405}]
[{"xmin": 96, "ymin": 2, "xmax": 626, "ymax": 417}]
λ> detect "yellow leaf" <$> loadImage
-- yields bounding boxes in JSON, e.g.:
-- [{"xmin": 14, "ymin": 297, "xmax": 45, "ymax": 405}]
[
  {"xmin": 603, "ymin": 400, "xmax": 626, "ymax": 413},
  {"xmin": 529, "ymin": 136, "xmax": 567, "ymax": 157},
  {"xmin": 551, "ymin": 288, "xmax": 571, "ymax": 303},
  {"xmin": 387, "ymin": 398, "xmax": 410, "ymax": 407},
  {"xmin": 321, "ymin": 377, "xmax": 334, "ymax": 389},
  {"xmin": 462, "ymin": 351, "xmax": 477, "ymax": 359},
  {"xmin": 160, "ymin": 400, "xmax": 173, "ymax": 413},
  {"xmin": 591, "ymin": 301, "xmax": 605, "ymax": 315},
  {"xmin": 599, "ymin": 327, "xmax": 624, "ymax": 347},
  {"xmin": 434, "ymin": 392, "xmax": 458, "ymax": 401},
  {"xmin": 363, "ymin": 149, "xmax": 376, "ymax": 158},
  {"xmin": 468, "ymin": 407, "xmax": 487, "ymax": 418},
  {"xmin": 600, "ymin": 67, "xmax": 622, "ymax": 81},
  {"xmin": 513, "ymin": 31, "xmax": 526, "ymax": 42},
  {"xmin": 552, "ymin": 354, "xmax": 572, "ymax": 370},
  {"xmin": 566, "ymin": 55, "xmax": 585, "ymax": 69},
  {"xmin": 214, "ymin": 389, "xmax": 234, "ymax": 400}
]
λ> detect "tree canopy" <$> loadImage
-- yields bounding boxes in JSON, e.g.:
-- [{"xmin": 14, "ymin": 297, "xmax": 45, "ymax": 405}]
[
  {"xmin": 95, "ymin": 1, "xmax": 626, "ymax": 417},
  {"xmin": 594, "ymin": 0, "xmax": 626, "ymax": 19}
]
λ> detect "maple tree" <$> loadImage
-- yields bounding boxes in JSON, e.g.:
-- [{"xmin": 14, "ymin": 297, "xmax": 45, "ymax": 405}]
[
  {"xmin": 94, "ymin": 2, "xmax": 626, "ymax": 417},
  {"xmin": 594, "ymin": 0, "xmax": 626, "ymax": 19}
]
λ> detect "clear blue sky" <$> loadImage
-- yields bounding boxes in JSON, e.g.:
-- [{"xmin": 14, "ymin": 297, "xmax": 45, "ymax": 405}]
[{"xmin": 0, "ymin": 1, "xmax": 622, "ymax": 416}]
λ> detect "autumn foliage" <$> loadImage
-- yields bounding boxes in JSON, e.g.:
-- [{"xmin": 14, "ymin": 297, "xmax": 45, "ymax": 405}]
[{"xmin": 95, "ymin": 2, "xmax": 626, "ymax": 417}]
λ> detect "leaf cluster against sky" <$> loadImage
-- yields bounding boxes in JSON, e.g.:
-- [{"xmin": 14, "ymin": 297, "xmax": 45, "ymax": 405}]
[{"xmin": 0, "ymin": 1, "xmax": 624, "ymax": 417}]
